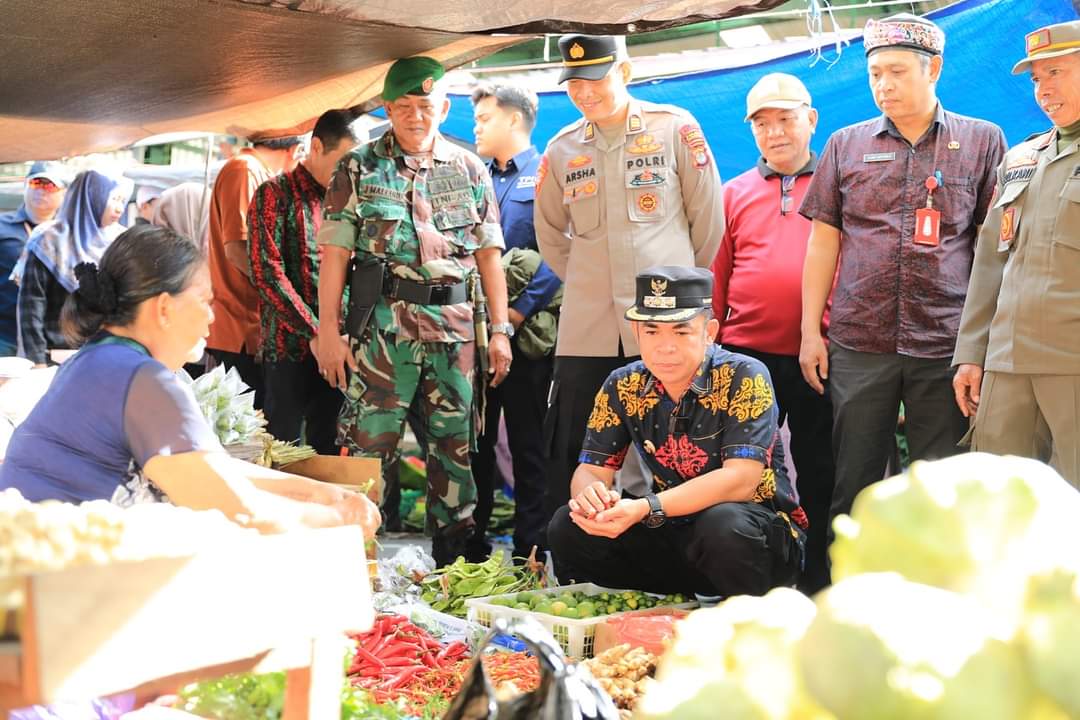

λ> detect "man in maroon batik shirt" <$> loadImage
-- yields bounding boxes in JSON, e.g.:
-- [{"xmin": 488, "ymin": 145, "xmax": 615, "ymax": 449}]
[{"xmin": 799, "ymin": 13, "xmax": 1006, "ymax": 554}]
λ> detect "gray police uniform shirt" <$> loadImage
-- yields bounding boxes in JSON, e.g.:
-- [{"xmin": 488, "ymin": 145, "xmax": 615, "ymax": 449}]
[{"xmin": 534, "ymin": 99, "xmax": 724, "ymax": 358}]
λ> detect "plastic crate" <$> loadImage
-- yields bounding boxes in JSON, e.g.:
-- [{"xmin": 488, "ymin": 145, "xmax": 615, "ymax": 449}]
[{"xmin": 465, "ymin": 583, "xmax": 697, "ymax": 659}]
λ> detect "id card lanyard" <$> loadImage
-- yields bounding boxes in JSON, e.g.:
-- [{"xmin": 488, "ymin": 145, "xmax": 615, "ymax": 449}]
[{"xmin": 914, "ymin": 169, "xmax": 943, "ymax": 246}]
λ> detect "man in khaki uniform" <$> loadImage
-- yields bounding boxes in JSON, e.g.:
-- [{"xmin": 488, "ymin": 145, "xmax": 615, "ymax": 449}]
[
  {"xmin": 953, "ymin": 20, "xmax": 1080, "ymax": 489},
  {"xmin": 535, "ymin": 34, "xmax": 723, "ymax": 519}
]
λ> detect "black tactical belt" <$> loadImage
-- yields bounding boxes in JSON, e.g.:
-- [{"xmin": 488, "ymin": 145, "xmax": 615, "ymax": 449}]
[{"xmin": 384, "ymin": 274, "xmax": 468, "ymax": 305}]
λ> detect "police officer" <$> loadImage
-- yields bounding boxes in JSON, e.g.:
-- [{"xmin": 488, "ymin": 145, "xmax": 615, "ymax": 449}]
[
  {"xmin": 535, "ymin": 35, "xmax": 724, "ymax": 519},
  {"xmin": 314, "ymin": 57, "xmax": 513, "ymax": 566},
  {"xmin": 468, "ymin": 83, "xmax": 562, "ymax": 561},
  {"xmin": 954, "ymin": 21, "xmax": 1080, "ymax": 489}
]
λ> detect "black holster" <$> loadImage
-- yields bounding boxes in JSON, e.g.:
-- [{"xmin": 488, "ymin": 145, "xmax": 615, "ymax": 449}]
[{"xmin": 345, "ymin": 256, "xmax": 384, "ymax": 339}]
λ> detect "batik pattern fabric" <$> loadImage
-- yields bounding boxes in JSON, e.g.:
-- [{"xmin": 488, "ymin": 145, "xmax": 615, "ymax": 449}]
[{"xmin": 578, "ymin": 344, "xmax": 805, "ymax": 524}]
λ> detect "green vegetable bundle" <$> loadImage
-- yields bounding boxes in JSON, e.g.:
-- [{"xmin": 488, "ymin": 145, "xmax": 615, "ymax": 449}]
[
  {"xmin": 188, "ymin": 365, "xmax": 266, "ymax": 446},
  {"xmin": 420, "ymin": 550, "xmax": 543, "ymax": 617}
]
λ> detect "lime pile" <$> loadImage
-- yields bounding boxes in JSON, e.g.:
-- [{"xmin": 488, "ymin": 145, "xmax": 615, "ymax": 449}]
[{"xmin": 489, "ymin": 589, "xmax": 687, "ymax": 619}]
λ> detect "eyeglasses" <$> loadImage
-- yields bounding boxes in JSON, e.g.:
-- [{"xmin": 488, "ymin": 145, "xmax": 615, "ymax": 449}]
[
  {"xmin": 27, "ymin": 178, "xmax": 60, "ymax": 192},
  {"xmin": 780, "ymin": 175, "xmax": 796, "ymax": 216}
]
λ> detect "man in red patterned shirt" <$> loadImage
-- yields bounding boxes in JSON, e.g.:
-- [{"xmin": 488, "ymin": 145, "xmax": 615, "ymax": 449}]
[
  {"xmin": 249, "ymin": 110, "xmax": 358, "ymax": 454},
  {"xmin": 547, "ymin": 266, "xmax": 805, "ymax": 598}
]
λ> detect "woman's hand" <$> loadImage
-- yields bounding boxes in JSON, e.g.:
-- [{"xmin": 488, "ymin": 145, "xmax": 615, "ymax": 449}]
[{"xmin": 327, "ymin": 487, "xmax": 382, "ymax": 540}]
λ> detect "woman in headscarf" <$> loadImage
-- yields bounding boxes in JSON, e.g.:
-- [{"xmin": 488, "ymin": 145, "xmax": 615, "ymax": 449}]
[
  {"xmin": 15, "ymin": 169, "xmax": 131, "ymax": 366},
  {"xmin": 153, "ymin": 182, "xmax": 210, "ymax": 252}
]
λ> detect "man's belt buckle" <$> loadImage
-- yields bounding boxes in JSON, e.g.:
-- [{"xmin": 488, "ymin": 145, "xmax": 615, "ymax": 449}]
[{"xmin": 428, "ymin": 285, "xmax": 451, "ymax": 304}]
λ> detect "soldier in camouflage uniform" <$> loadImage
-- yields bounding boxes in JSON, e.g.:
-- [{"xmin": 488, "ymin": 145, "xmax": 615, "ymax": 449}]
[{"xmin": 314, "ymin": 57, "xmax": 513, "ymax": 565}]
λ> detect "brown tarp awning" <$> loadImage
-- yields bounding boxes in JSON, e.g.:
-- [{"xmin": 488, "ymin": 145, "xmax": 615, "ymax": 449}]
[{"xmin": 0, "ymin": 0, "xmax": 783, "ymax": 162}]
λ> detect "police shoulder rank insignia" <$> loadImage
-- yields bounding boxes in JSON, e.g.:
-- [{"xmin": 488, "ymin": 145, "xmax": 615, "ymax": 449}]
[
  {"xmin": 535, "ymin": 155, "xmax": 549, "ymax": 199},
  {"xmin": 568, "ymin": 154, "xmax": 592, "ymax": 169},
  {"xmin": 637, "ymin": 191, "xmax": 659, "ymax": 214},
  {"xmin": 644, "ymin": 277, "xmax": 676, "ymax": 308},
  {"xmin": 628, "ymin": 134, "xmax": 663, "ymax": 154},
  {"xmin": 628, "ymin": 114, "xmax": 643, "ymax": 133},
  {"xmin": 679, "ymin": 124, "xmax": 710, "ymax": 169},
  {"xmin": 584, "ymin": 122, "xmax": 595, "ymax": 141}
]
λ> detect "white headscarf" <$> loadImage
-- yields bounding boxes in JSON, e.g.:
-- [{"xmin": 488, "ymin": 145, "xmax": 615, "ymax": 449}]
[{"xmin": 152, "ymin": 182, "xmax": 210, "ymax": 252}]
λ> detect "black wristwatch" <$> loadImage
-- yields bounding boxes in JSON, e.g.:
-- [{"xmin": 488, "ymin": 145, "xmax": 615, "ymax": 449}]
[{"xmin": 642, "ymin": 493, "xmax": 666, "ymax": 528}]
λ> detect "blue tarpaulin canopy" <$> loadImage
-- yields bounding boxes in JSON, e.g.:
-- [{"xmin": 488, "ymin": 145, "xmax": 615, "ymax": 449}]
[{"xmin": 441, "ymin": 0, "xmax": 1080, "ymax": 181}]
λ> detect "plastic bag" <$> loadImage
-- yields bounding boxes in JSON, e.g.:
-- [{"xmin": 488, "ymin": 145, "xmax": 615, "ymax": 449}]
[
  {"xmin": 442, "ymin": 617, "xmax": 619, "ymax": 720},
  {"xmin": 594, "ymin": 609, "xmax": 688, "ymax": 657}
]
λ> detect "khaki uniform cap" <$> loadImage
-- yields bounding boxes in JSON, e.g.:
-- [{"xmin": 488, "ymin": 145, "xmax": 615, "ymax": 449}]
[
  {"xmin": 1012, "ymin": 20, "xmax": 1080, "ymax": 74},
  {"xmin": 744, "ymin": 73, "xmax": 811, "ymax": 121}
]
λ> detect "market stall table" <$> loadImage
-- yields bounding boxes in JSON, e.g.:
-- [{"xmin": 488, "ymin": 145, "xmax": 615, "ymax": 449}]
[{"xmin": 0, "ymin": 525, "xmax": 373, "ymax": 719}]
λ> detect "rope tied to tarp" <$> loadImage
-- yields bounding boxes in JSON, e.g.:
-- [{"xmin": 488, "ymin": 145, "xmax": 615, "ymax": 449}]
[{"xmin": 806, "ymin": 0, "xmax": 850, "ymax": 68}]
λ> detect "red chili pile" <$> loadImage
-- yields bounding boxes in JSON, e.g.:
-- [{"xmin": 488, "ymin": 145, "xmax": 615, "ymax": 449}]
[
  {"xmin": 346, "ymin": 614, "xmax": 542, "ymax": 715},
  {"xmin": 347, "ymin": 614, "xmax": 469, "ymax": 703}
]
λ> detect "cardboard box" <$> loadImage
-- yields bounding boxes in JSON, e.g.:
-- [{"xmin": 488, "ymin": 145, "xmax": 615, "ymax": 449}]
[{"xmin": 281, "ymin": 455, "xmax": 382, "ymax": 504}]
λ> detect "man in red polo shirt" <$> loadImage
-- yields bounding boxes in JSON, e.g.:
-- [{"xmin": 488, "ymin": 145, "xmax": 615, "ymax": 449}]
[{"xmin": 711, "ymin": 73, "xmax": 834, "ymax": 594}]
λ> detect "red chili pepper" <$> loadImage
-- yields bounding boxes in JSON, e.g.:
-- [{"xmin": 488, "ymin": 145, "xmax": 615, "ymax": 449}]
[
  {"xmin": 355, "ymin": 646, "xmax": 386, "ymax": 667},
  {"xmin": 385, "ymin": 665, "xmax": 424, "ymax": 691}
]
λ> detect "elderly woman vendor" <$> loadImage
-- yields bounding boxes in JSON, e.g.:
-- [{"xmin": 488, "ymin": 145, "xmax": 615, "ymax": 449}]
[{"xmin": 0, "ymin": 224, "xmax": 379, "ymax": 537}]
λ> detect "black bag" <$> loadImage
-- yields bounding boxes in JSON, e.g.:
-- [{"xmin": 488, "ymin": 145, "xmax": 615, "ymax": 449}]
[
  {"xmin": 345, "ymin": 255, "xmax": 384, "ymax": 339},
  {"xmin": 442, "ymin": 617, "xmax": 620, "ymax": 720}
]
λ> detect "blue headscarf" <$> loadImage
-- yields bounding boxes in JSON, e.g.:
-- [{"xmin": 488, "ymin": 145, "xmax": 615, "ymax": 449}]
[{"xmin": 16, "ymin": 170, "xmax": 130, "ymax": 293}]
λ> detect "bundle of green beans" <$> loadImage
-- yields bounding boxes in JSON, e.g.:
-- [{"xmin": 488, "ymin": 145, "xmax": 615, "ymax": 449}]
[{"xmin": 419, "ymin": 550, "xmax": 543, "ymax": 617}]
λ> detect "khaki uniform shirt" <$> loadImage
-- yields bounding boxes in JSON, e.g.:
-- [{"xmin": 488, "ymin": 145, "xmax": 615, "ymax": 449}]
[
  {"xmin": 955, "ymin": 129, "xmax": 1080, "ymax": 373},
  {"xmin": 535, "ymin": 99, "xmax": 723, "ymax": 357}
]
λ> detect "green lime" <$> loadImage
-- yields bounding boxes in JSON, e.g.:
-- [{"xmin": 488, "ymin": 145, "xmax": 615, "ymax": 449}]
[
  {"xmin": 550, "ymin": 600, "xmax": 568, "ymax": 616},
  {"xmin": 517, "ymin": 592, "xmax": 536, "ymax": 605},
  {"xmin": 606, "ymin": 603, "xmax": 618, "ymax": 614},
  {"xmin": 535, "ymin": 602, "xmax": 555, "ymax": 615},
  {"xmin": 577, "ymin": 601, "xmax": 596, "ymax": 618},
  {"xmin": 562, "ymin": 607, "xmax": 579, "ymax": 619},
  {"xmin": 514, "ymin": 602, "xmax": 532, "ymax": 611},
  {"xmin": 560, "ymin": 595, "xmax": 578, "ymax": 608},
  {"xmin": 627, "ymin": 598, "xmax": 638, "ymax": 609}
]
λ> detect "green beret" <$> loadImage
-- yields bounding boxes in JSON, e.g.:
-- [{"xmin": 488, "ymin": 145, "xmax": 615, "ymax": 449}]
[{"xmin": 382, "ymin": 57, "xmax": 446, "ymax": 102}]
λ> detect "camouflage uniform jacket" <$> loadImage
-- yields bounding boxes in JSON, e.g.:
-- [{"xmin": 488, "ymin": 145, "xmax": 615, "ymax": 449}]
[{"xmin": 318, "ymin": 132, "xmax": 504, "ymax": 344}]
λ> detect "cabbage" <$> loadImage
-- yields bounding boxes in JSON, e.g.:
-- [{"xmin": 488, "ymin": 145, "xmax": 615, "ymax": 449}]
[
  {"xmin": 1020, "ymin": 566, "xmax": 1080, "ymax": 716},
  {"xmin": 798, "ymin": 573, "xmax": 1036, "ymax": 720},
  {"xmin": 830, "ymin": 453, "xmax": 1080, "ymax": 625},
  {"xmin": 637, "ymin": 588, "xmax": 833, "ymax": 720}
]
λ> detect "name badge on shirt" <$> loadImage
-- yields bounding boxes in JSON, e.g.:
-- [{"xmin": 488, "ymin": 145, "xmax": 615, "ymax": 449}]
[
  {"xmin": 515, "ymin": 175, "xmax": 536, "ymax": 189},
  {"xmin": 863, "ymin": 152, "xmax": 897, "ymax": 163},
  {"xmin": 914, "ymin": 207, "xmax": 941, "ymax": 247}
]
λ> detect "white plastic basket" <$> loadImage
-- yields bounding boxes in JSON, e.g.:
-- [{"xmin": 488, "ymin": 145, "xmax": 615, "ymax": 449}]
[{"xmin": 465, "ymin": 582, "xmax": 696, "ymax": 659}]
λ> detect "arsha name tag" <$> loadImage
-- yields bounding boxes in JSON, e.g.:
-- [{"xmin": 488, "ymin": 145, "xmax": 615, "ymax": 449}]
[{"xmin": 863, "ymin": 152, "xmax": 896, "ymax": 163}]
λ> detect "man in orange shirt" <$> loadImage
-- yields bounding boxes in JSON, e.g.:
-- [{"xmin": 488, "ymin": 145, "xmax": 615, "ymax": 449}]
[{"xmin": 206, "ymin": 134, "xmax": 302, "ymax": 407}]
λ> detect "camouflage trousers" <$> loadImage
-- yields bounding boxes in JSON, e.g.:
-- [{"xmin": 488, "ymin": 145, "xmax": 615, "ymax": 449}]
[{"xmin": 338, "ymin": 327, "xmax": 477, "ymax": 532}]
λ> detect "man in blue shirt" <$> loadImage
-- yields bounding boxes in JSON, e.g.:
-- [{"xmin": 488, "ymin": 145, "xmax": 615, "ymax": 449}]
[
  {"xmin": 0, "ymin": 162, "xmax": 70, "ymax": 356},
  {"xmin": 469, "ymin": 83, "xmax": 562, "ymax": 561}
]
